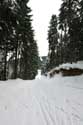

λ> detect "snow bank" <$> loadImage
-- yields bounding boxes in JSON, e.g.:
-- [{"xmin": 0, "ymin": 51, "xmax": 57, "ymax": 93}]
[
  {"xmin": 58, "ymin": 61, "xmax": 83, "ymax": 70},
  {"xmin": 48, "ymin": 61, "xmax": 83, "ymax": 76}
]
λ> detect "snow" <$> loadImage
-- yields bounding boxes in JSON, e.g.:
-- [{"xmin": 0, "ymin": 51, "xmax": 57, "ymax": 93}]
[
  {"xmin": 48, "ymin": 61, "xmax": 83, "ymax": 75},
  {"xmin": 58, "ymin": 61, "xmax": 83, "ymax": 69},
  {"xmin": 35, "ymin": 70, "xmax": 41, "ymax": 79},
  {"xmin": 0, "ymin": 75, "xmax": 83, "ymax": 125}
]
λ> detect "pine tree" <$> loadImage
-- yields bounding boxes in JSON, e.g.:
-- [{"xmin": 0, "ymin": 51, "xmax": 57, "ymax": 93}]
[
  {"xmin": 0, "ymin": 0, "xmax": 38, "ymax": 80},
  {"xmin": 80, "ymin": 0, "xmax": 83, "ymax": 60},
  {"xmin": 47, "ymin": 15, "xmax": 59, "ymax": 71},
  {"xmin": 59, "ymin": 0, "xmax": 81, "ymax": 63},
  {"xmin": 0, "ymin": 0, "xmax": 17, "ymax": 80},
  {"xmin": 14, "ymin": 0, "xmax": 38, "ymax": 80}
]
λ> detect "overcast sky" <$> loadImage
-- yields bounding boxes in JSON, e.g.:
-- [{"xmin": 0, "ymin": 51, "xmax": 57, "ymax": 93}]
[{"xmin": 29, "ymin": 0, "xmax": 61, "ymax": 56}]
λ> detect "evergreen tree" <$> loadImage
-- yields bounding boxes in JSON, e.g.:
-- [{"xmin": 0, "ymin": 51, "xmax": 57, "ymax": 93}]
[
  {"xmin": 80, "ymin": 0, "xmax": 83, "ymax": 60},
  {"xmin": 59, "ymin": 0, "xmax": 81, "ymax": 63},
  {"xmin": 0, "ymin": 0, "xmax": 17, "ymax": 80},
  {"xmin": 47, "ymin": 15, "xmax": 59, "ymax": 71},
  {"xmin": 46, "ymin": 0, "xmax": 82, "ymax": 73},
  {"xmin": 0, "ymin": 0, "xmax": 39, "ymax": 80},
  {"xmin": 14, "ymin": 0, "xmax": 38, "ymax": 80}
]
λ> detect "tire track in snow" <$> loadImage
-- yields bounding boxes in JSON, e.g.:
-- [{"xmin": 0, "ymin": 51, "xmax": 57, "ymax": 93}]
[
  {"xmin": 41, "ymin": 95, "xmax": 65, "ymax": 125},
  {"xmin": 32, "ymin": 95, "xmax": 51, "ymax": 125},
  {"xmin": 38, "ymin": 97, "xmax": 57, "ymax": 125},
  {"xmin": 35, "ymin": 90, "xmax": 73, "ymax": 125},
  {"xmin": 33, "ymin": 90, "xmax": 58, "ymax": 125},
  {"xmin": 32, "ymin": 78, "xmax": 83, "ymax": 125},
  {"xmin": 66, "ymin": 99, "xmax": 83, "ymax": 122},
  {"xmin": 34, "ymin": 90, "xmax": 63, "ymax": 125}
]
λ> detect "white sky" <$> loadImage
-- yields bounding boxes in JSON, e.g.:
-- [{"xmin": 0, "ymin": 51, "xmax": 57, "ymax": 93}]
[{"xmin": 29, "ymin": 0, "xmax": 61, "ymax": 56}]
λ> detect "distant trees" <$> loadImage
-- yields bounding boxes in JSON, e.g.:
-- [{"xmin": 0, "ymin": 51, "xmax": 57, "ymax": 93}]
[
  {"xmin": 47, "ymin": 15, "xmax": 59, "ymax": 71},
  {"xmin": 0, "ymin": 0, "xmax": 38, "ymax": 80},
  {"xmin": 46, "ymin": 0, "xmax": 83, "ymax": 71}
]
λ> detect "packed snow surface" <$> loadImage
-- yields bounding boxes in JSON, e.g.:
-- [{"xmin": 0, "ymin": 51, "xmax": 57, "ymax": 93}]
[{"xmin": 0, "ymin": 75, "xmax": 83, "ymax": 125}]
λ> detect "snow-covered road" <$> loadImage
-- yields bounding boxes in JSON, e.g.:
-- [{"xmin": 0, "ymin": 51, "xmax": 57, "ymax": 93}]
[{"xmin": 0, "ymin": 75, "xmax": 83, "ymax": 125}]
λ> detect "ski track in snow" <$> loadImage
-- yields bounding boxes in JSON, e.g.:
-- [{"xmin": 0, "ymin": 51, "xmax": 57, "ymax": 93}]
[{"xmin": 0, "ymin": 76, "xmax": 83, "ymax": 125}]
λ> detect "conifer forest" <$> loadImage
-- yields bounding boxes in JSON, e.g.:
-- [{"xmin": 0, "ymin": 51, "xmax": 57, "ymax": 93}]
[
  {"xmin": 0, "ymin": 0, "xmax": 39, "ymax": 80},
  {"xmin": 0, "ymin": 0, "xmax": 83, "ymax": 80}
]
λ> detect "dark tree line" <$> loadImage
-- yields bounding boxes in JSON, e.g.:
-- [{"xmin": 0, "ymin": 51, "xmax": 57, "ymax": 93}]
[
  {"xmin": 0, "ymin": 0, "xmax": 38, "ymax": 80},
  {"xmin": 46, "ymin": 0, "xmax": 83, "ymax": 71}
]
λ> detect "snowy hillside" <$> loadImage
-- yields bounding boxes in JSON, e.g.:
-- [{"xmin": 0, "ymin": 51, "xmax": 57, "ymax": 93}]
[{"xmin": 0, "ymin": 75, "xmax": 83, "ymax": 125}]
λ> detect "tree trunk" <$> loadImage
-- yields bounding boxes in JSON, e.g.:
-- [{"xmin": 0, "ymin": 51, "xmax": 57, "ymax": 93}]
[
  {"xmin": 3, "ymin": 45, "xmax": 7, "ymax": 80},
  {"xmin": 14, "ymin": 46, "xmax": 18, "ymax": 79}
]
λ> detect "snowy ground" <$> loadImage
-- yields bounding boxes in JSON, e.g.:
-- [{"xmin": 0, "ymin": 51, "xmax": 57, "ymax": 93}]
[{"xmin": 0, "ymin": 75, "xmax": 83, "ymax": 125}]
